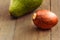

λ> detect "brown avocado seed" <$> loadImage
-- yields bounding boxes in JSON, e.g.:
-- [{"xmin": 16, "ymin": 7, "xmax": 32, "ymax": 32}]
[{"xmin": 32, "ymin": 10, "xmax": 58, "ymax": 29}]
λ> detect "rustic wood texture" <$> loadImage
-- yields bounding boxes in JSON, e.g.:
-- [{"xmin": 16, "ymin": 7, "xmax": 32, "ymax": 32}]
[
  {"xmin": 0, "ymin": 0, "xmax": 16, "ymax": 40},
  {"xmin": 0, "ymin": 0, "xmax": 60, "ymax": 40},
  {"xmin": 51, "ymin": 0, "xmax": 60, "ymax": 40}
]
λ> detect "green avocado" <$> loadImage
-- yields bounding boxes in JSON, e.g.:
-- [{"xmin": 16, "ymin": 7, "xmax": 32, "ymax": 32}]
[{"xmin": 9, "ymin": 0, "xmax": 43, "ymax": 18}]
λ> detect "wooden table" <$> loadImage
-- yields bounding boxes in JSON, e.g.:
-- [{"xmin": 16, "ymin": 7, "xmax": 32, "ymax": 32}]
[{"xmin": 0, "ymin": 0, "xmax": 60, "ymax": 40}]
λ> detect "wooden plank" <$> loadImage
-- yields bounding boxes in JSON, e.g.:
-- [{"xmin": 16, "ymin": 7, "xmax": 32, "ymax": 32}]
[
  {"xmin": 51, "ymin": 0, "xmax": 60, "ymax": 40},
  {"xmin": 14, "ymin": 0, "xmax": 51, "ymax": 40},
  {"xmin": 13, "ymin": 14, "xmax": 39, "ymax": 40},
  {"xmin": 0, "ymin": 0, "xmax": 16, "ymax": 40},
  {"xmin": 38, "ymin": 0, "xmax": 51, "ymax": 40}
]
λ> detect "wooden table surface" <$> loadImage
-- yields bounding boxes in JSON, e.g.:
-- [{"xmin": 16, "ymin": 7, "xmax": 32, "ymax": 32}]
[{"xmin": 0, "ymin": 0, "xmax": 60, "ymax": 40}]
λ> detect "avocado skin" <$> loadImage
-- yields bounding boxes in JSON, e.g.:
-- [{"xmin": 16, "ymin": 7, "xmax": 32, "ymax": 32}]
[{"xmin": 9, "ymin": 0, "xmax": 43, "ymax": 17}]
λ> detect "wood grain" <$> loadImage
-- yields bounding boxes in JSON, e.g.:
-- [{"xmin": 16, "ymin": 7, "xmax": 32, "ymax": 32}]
[
  {"xmin": 0, "ymin": 0, "xmax": 60, "ymax": 40},
  {"xmin": 0, "ymin": 0, "xmax": 16, "ymax": 40},
  {"xmin": 14, "ymin": 0, "xmax": 51, "ymax": 40},
  {"xmin": 13, "ymin": 13, "xmax": 38, "ymax": 40},
  {"xmin": 51, "ymin": 0, "xmax": 60, "ymax": 40}
]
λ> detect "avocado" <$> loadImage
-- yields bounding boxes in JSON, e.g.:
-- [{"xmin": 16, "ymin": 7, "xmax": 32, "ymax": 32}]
[{"xmin": 9, "ymin": 0, "xmax": 43, "ymax": 18}]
